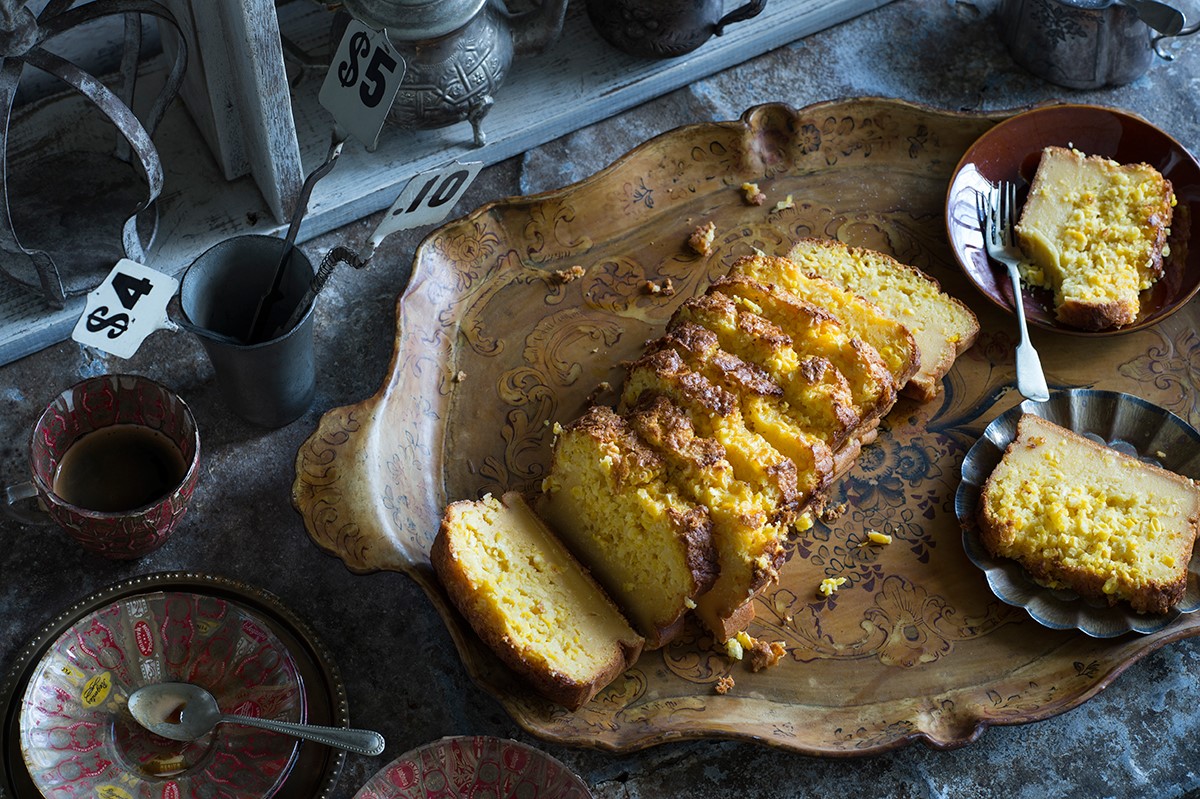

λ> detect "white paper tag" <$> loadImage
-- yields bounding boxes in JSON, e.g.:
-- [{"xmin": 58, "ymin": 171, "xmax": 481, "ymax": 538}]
[
  {"xmin": 71, "ymin": 259, "xmax": 178, "ymax": 359},
  {"xmin": 371, "ymin": 161, "xmax": 484, "ymax": 247},
  {"xmin": 318, "ymin": 20, "xmax": 405, "ymax": 150}
]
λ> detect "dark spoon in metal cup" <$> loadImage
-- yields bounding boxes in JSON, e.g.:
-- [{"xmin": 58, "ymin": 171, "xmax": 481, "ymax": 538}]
[
  {"xmin": 245, "ymin": 133, "xmax": 345, "ymax": 344},
  {"xmin": 128, "ymin": 682, "xmax": 385, "ymax": 756}
]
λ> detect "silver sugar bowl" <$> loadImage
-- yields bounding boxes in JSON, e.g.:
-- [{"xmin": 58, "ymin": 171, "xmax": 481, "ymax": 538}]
[
  {"xmin": 339, "ymin": 0, "xmax": 568, "ymax": 145},
  {"xmin": 999, "ymin": 0, "xmax": 1198, "ymax": 89}
]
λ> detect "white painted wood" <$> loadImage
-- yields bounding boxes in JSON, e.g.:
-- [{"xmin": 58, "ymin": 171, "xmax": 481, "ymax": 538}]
[
  {"xmin": 214, "ymin": 0, "xmax": 303, "ymax": 223},
  {"xmin": 159, "ymin": 0, "xmax": 250, "ymax": 180},
  {"xmin": 0, "ymin": 0, "xmax": 892, "ymax": 365}
]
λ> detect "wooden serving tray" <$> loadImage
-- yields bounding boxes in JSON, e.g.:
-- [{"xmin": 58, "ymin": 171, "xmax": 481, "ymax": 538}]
[{"xmin": 292, "ymin": 97, "xmax": 1200, "ymax": 754}]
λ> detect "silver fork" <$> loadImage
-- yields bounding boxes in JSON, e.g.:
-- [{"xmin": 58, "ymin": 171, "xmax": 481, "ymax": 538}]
[{"xmin": 977, "ymin": 181, "xmax": 1050, "ymax": 403}]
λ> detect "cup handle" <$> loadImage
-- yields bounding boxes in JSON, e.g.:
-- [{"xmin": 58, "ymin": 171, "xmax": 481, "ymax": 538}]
[
  {"xmin": 715, "ymin": 0, "xmax": 767, "ymax": 35},
  {"xmin": 3, "ymin": 480, "xmax": 54, "ymax": 526}
]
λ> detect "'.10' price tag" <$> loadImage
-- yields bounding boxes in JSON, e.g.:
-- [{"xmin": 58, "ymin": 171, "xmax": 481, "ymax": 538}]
[
  {"xmin": 71, "ymin": 259, "xmax": 178, "ymax": 359},
  {"xmin": 372, "ymin": 161, "xmax": 484, "ymax": 245},
  {"xmin": 319, "ymin": 19, "xmax": 406, "ymax": 149}
]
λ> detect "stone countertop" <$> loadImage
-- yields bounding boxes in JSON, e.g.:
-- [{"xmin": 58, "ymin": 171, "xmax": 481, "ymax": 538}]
[{"xmin": 4, "ymin": 1, "xmax": 1200, "ymax": 797}]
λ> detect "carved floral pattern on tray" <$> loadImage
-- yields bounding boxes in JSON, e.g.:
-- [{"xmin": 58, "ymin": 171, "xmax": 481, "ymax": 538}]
[{"xmin": 293, "ymin": 98, "xmax": 1200, "ymax": 754}]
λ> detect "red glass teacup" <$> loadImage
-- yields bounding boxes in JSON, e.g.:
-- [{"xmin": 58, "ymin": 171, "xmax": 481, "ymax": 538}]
[{"xmin": 3, "ymin": 374, "xmax": 200, "ymax": 559}]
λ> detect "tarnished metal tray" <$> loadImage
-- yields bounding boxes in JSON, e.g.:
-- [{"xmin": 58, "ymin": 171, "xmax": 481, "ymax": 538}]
[{"xmin": 292, "ymin": 98, "xmax": 1200, "ymax": 754}]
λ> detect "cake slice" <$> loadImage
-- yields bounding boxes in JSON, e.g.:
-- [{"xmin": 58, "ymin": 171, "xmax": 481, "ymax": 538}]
[
  {"xmin": 1015, "ymin": 146, "xmax": 1174, "ymax": 330},
  {"xmin": 654, "ymin": 322, "xmax": 852, "ymax": 482},
  {"xmin": 783, "ymin": 239, "xmax": 978, "ymax": 400},
  {"xmin": 978, "ymin": 414, "xmax": 1200, "ymax": 615},
  {"xmin": 620, "ymin": 347, "xmax": 802, "ymax": 523},
  {"xmin": 709, "ymin": 278, "xmax": 897, "ymax": 424},
  {"xmin": 541, "ymin": 405, "xmax": 717, "ymax": 648},
  {"xmin": 432, "ymin": 492, "xmax": 644, "ymax": 710},
  {"xmin": 626, "ymin": 395, "xmax": 792, "ymax": 639},
  {"xmin": 667, "ymin": 293, "xmax": 861, "ymax": 449},
  {"xmin": 728, "ymin": 252, "xmax": 921, "ymax": 394}
]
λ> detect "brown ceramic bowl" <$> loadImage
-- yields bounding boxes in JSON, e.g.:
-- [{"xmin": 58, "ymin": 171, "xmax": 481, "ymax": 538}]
[{"xmin": 945, "ymin": 103, "xmax": 1200, "ymax": 336}]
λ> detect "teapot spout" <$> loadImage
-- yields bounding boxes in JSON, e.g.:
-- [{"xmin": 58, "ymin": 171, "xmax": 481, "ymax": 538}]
[{"xmin": 507, "ymin": 0, "xmax": 568, "ymax": 56}]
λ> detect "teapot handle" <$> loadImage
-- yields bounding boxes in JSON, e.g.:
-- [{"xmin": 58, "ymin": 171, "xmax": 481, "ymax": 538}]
[
  {"xmin": 1152, "ymin": 18, "xmax": 1200, "ymax": 60},
  {"xmin": 715, "ymin": 0, "xmax": 768, "ymax": 36}
]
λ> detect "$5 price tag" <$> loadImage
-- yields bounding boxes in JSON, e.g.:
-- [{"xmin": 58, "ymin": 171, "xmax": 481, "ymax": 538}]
[
  {"xmin": 71, "ymin": 259, "xmax": 178, "ymax": 359},
  {"xmin": 318, "ymin": 20, "xmax": 406, "ymax": 149}
]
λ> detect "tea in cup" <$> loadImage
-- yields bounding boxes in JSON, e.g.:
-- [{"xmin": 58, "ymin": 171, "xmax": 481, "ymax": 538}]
[{"xmin": 3, "ymin": 374, "xmax": 200, "ymax": 560}]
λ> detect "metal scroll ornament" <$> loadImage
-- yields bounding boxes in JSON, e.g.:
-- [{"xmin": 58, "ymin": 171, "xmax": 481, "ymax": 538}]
[{"xmin": 0, "ymin": 0, "xmax": 186, "ymax": 308}]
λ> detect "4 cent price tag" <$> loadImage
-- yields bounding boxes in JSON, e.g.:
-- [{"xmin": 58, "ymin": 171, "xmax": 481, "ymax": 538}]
[
  {"xmin": 319, "ymin": 20, "xmax": 405, "ymax": 149},
  {"xmin": 71, "ymin": 259, "xmax": 178, "ymax": 359}
]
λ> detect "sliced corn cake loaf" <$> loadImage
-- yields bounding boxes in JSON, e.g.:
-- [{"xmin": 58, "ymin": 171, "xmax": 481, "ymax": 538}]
[
  {"xmin": 710, "ymin": 277, "xmax": 897, "ymax": 424},
  {"xmin": 432, "ymin": 492, "xmax": 644, "ymax": 710},
  {"xmin": 729, "ymin": 252, "xmax": 921, "ymax": 394},
  {"xmin": 783, "ymin": 239, "xmax": 979, "ymax": 399},
  {"xmin": 1015, "ymin": 146, "xmax": 1174, "ymax": 330},
  {"xmin": 667, "ymin": 293, "xmax": 860, "ymax": 450},
  {"xmin": 626, "ymin": 395, "xmax": 790, "ymax": 639},
  {"xmin": 541, "ymin": 405, "xmax": 718, "ymax": 648},
  {"xmin": 655, "ymin": 322, "xmax": 850, "ymax": 481},
  {"xmin": 979, "ymin": 414, "xmax": 1200, "ymax": 615},
  {"xmin": 620, "ymin": 347, "xmax": 802, "ymax": 523}
]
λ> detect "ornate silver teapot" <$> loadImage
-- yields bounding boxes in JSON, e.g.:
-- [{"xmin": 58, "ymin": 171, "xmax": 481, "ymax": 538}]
[
  {"xmin": 340, "ymin": 0, "xmax": 568, "ymax": 146},
  {"xmin": 998, "ymin": 0, "xmax": 1198, "ymax": 89}
]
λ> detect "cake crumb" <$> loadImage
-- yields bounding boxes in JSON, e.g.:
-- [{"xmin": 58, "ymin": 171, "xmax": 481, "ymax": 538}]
[
  {"xmin": 715, "ymin": 676, "xmax": 735, "ymax": 695},
  {"xmin": 740, "ymin": 181, "xmax": 766, "ymax": 206},
  {"xmin": 747, "ymin": 639, "xmax": 787, "ymax": 672},
  {"xmin": 818, "ymin": 576, "xmax": 847, "ymax": 598},
  {"xmin": 552, "ymin": 265, "xmax": 586, "ymax": 283},
  {"xmin": 1156, "ymin": 450, "xmax": 1167, "ymax": 459},
  {"xmin": 452, "ymin": 370, "xmax": 467, "ymax": 383},
  {"xmin": 642, "ymin": 277, "xmax": 675, "ymax": 296},
  {"xmin": 863, "ymin": 530, "xmax": 893, "ymax": 546},
  {"xmin": 688, "ymin": 221, "xmax": 716, "ymax": 255},
  {"xmin": 820, "ymin": 502, "xmax": 847, "ymax": 523},
  {"xmin": 771, "ymin": 194, "xmax": 795, "ymax": 214}
]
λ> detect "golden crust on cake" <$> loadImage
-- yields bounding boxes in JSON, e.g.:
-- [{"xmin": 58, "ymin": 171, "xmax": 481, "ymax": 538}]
[
  {"xmin": 625, "ymin": 395, "xmax": 788, "ymax": 639},
  {"xmin": 709, "ymin": 277, "xmax": 897, "ymax": 423},
  {"xmin": 620, "ymin": 347, "xmax": 802, "ymax": 524},
  {"xmin": 667, "ymin": 293, "xmax": 862, "ymax": 451},
  {"xmin": 728, "ymin": 252, "xmax": 924, "ymax": 395},
  {"xmin": 541, "ymin": 406, "xmax": 717, "ymax": 648},
  {"xmin": 978, "ymin": 415, "xmax": 1200, "ymax": 615},
  {"xmin": 432, "ymin": 492, "xmax": 644, "ymax": 710}
]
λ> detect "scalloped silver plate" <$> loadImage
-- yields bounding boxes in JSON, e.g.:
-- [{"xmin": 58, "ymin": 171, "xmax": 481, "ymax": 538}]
[{"xmin": 956, "ymin": 389, "xmax": 1200, "ymax": 637}]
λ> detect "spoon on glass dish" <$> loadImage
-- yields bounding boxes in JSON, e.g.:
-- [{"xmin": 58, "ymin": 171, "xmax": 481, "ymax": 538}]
[{"xmin": 128, "ymin": 682, "xmax": 386, "ymax": 756}]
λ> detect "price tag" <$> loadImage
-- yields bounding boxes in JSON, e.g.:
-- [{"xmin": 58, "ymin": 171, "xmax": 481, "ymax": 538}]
[
  {"xmin": 371, "ymin": 161, "xmax": 484, "ymax": 246},
  {"xmin": 318, "ymin": 20, "xmax": 406, "ymax": 150},
  {"xmin": 71, "ymin": 259, "xmax": 178, "ymax": 359}
]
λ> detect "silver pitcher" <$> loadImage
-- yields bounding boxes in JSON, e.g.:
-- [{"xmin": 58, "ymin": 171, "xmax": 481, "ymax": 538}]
[
  {"xmin": 339, "ymin": 0, "xmax": 568, "ymax": 146},
  {"xmin": 999, "ymin": 0, "xmax": 1199, "ymax": 89}
]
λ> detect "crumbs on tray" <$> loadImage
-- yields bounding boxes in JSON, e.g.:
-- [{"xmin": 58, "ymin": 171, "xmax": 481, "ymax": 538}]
[
  {"xmin": 688, "ymin": 221, "xmax": 716, "ymax": 256},
  {"xmin": 715, "ymin": 675, "xmax": 735, "ymax": 695},
  {"xmin": 642, "ymin": 277, "xmax": 675, "ymax": 296},
  {"xmin": 552, "ymin": 265, "xmax": 586, "ymax": 284},
  {"xmin": 741, "ymin": 182, "xmax": 766, "ymax": 206},
  {"xmin": 818, "ymin": 576, "xmax": 847, "ymax": 598}
]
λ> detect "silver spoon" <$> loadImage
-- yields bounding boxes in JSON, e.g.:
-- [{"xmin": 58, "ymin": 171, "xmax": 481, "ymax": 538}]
[{"xmin": 128, "ymin": 682, "xmax": 385, "ymax": 756}]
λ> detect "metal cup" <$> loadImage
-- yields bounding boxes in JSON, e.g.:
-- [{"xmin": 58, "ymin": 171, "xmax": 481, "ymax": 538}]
[{"xmin": 179, "ymin": 234, "xmax": 317, "ymax": 428}]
